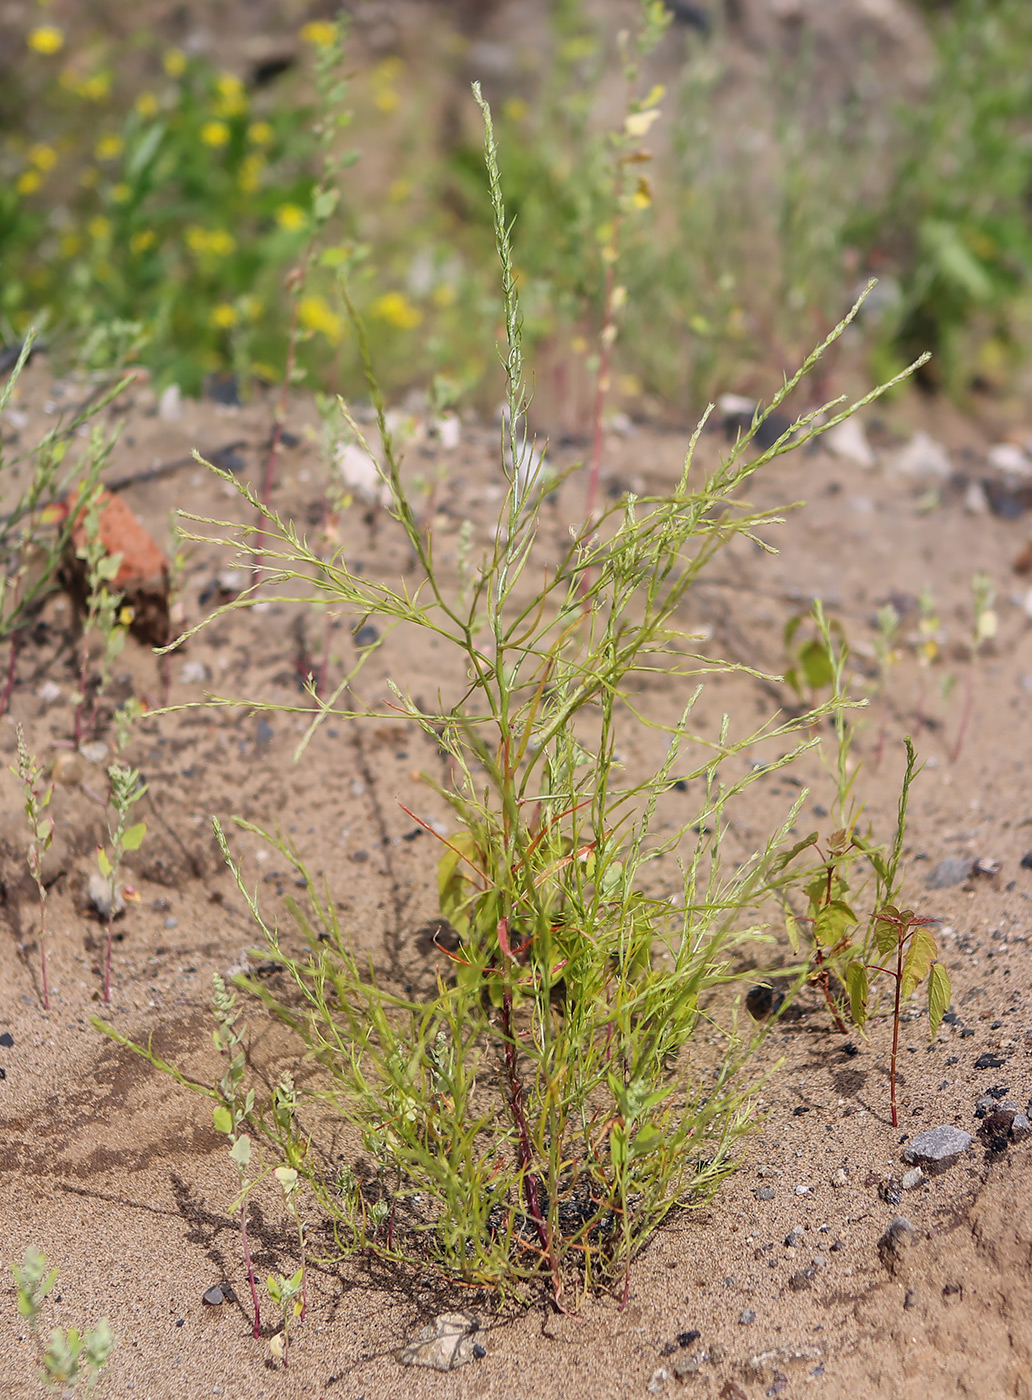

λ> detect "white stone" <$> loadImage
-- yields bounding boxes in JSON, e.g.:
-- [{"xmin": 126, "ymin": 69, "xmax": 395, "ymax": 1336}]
[
  {"xmin": 888, "ymin": 430, "xmax": 952, "ymax": 481},
  {"xmin": 824, "ymin": 416, "xmax": 876, "ymax": 468}
]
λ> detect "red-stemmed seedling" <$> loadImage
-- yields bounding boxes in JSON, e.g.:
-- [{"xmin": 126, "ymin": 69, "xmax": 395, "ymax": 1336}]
[{"xmin": 845, "ymin": 905, "xmax": 951, "ymax": 1127}]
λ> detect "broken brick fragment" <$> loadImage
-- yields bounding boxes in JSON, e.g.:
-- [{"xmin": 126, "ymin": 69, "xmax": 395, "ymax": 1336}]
[{"xmin": 59, "ymin": 489, "xmax": 171, "ymax": 646}]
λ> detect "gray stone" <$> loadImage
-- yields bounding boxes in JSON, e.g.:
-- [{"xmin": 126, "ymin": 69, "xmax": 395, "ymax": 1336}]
[
  {"xmin": 398, "ymin": 1312, "xmax": 483, "ymax": 1371},
  {"xmin": 1010, "ymin": 1113, "xmax": 1032, "ymax": 1143},
  {"xmin": 202, "ymin": 1285, "xmax": 225, "ymax": 1305},
  {"xmin": 903, "ymin": 1125, "xmax": 973, "ymax": 1172},
  {"xmin": 901, "ymin": 1167, "xmax": 925, "ymax": 1190},
  {"xmin": 925, "ymin": 856, "xmax": 973, "ymax": 890},
  {"xmin": 739, "ymin": 1309, "xmax": 756, "ymax": 1325}
]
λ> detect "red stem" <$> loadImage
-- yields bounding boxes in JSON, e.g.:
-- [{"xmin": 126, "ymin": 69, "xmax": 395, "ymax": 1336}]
[
  {"xmin": 890, "ymin": 930, "xmax": 905, "ymax": 1128},
  {"xmin": 239, "ymin": 1203, "xmax": 261, "ymax": 1338},
  {"xmin": 38, "ymin": 888, "xmax": 50, "ymax": 1012},
  {"xmin": 103, "ymin": 907, "xmax": 114, "ymax": 1005}
]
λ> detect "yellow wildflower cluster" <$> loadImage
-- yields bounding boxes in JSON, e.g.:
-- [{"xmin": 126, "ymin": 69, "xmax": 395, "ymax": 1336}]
[
  {"xmin": 276, "ymin": 203, "xmax": 307, "ymax": 232},
  {"xmin": 372, "ymin": 57, "xmax": 403, "ymax": 114},
  {"xmin": 136, "ymin": 92, "xmax": 160, "ymax": 119},
  {"xmin": 28, "ymin": 26, "xmax": 63, "ymax": 55},
  {"xmin": 371, "ymin": 291, "xmax": 422, "ymax": 330},
  {"xmin": 214, "ymin": 73, "xmax": 247, "ymax": 118},
  {"xmin": 130, "ymin": 230, "xmax": 157, "ymax": 254},
  {"xmin": 163, "ymin": 49, "xmax": 187, "ymax": 78},
  {"xmin": 95, "ymin": 134, "xmax": 124, "ymax": 162},
  {"xmin": 201, "ymin": 121, "xmax": 230, "ymax": 148},
  {"xmin": 185, "ymin": 226, "xmax": 236, "ymax": 257},
  {"xmin": 298, "ymin": 294, "xmax": 343, "ymax": 343},
  {"xmin": 300, "ymin": 21, "xmax": 337, "ymax": 47},
  {"xmin": 210, "ymin": 303, "xmax": 238, "ymax": 329}
]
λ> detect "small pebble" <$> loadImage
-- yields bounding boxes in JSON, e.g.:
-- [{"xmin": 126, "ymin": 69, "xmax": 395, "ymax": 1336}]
[
  {"xmin": 903, "ymin": 1125, "xmax": 973, "ymax": 1172},
  {"xmin": 755, "ymin": 1186, "xmax": 775, "ymax": 1201},
  {"xmin": 794, "ymin": 1184, "xmax": 810, "ymax": 1196},
  {"xmin": 902, "ymin": 1167, "xmax": 925, "ymax": 1190},
  {"xmin": 738, "ymin": 1309, "xmax": 756, "ymax": 1325},
  {"xmin": 202, "ymin": 1285, "xmax": 225, "ymax": 1305},
  {"xmin": 925, "ymin": 856, "xmax": 973, "ymax": 889},
  {"xmin": 831, "ymin": 1167, "xmax": 849, "ymax": 1187}
]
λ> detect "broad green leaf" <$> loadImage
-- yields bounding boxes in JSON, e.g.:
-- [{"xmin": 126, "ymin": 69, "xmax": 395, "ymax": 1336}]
[
  {"xmin": 121, "ymin": 822, "xmax": 147, "ymax": 852},
  {"xmin": 928, "ymin": 962, "xmax": 951, "ymax": 1037},
  {"xmin": 845, "ymin": 959, "xmax": 869, "ymax": 1028},
  {"xmin": 629, "ymin": 1124, "xmax": 664, "ymax": 1160},
  {"xmin": 96, "ymin": 846, "xmax": 112, "ymax": 878},
  {"xmin": 213, "ymin": 1105, "xmax": 233, "ymax": 1133},
  {"xmin": 229, "ymin": 1134, "xmax": 252, "ymax": 1167},
  {"xmin": 798, "ymin": 638, "xmax": 834, "ymax": 693},
  {"xmin": 873, "ymin": 905, "xmax": 902, "ymax": 956},
  {"xmin": 901, "ymin": 928, "xmax": 937, "ymax": 1000},
  {"xmin": 813, "ymin": 898, "xmax": 857, "ymax": 948}
]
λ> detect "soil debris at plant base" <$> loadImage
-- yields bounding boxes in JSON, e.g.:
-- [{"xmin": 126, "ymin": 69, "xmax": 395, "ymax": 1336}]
[{"xmin": 0, "ymin": 358, "xmax": 1031, "ymax": 1400}]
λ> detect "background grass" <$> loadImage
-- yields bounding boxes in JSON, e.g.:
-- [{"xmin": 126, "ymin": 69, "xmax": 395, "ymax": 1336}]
[{"xmin": 3, "ymin": 1, "xmax": 1032, "ymax": 412}]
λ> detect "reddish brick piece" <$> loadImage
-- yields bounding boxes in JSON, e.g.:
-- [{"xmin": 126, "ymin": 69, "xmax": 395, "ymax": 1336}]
[{"xmin": 62, "ymin": 490, "xmax": 171, "ymax": 646}]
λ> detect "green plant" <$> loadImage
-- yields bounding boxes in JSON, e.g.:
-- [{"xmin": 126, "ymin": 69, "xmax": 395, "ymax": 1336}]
[
  {"xmin": 266, "ymin": 1267, "xmax": 304, "ymax": 1367},
  {"xmin": 91, "ymin": 78, "xmax": 929, "ymax": 1314},
  {"xmin": 11, "ymin": 725, "xmax": 55, "ymax": 1010},
  {"xmin": 846, "ymin": 903, "xmax": 950, "ymax": 1128},
  {"xmin": 0, "ymin": 336, "xmax": 123, "ymax": 715},
  {"xmin": 95, "ymin": 763, "xmax": 147, "ymax": 1003},
  {"xmin": 71, "ymin": 487, "xmax": 130, "ymax": 746},
  {"xmin": 11, "ymin": 1246, "xmax": 117, "ymax": 1397},
  {"xmin": 210, "ymin": 974, "xmax": 264, "ymax": 1338}
]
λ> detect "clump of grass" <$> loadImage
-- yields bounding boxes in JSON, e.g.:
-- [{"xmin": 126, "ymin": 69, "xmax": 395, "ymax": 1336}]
[{"xmin": 95, "ymin": 75, "xmax": 926, "ymax": 1312}]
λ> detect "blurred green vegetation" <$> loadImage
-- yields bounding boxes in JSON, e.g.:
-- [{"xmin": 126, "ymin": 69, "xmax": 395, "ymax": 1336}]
[{"xmin": 2, "ymin": 1, "xmax": 1032, "ymax": 410}]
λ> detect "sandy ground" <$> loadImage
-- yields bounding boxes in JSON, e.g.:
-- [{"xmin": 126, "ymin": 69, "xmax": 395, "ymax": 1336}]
[{"xmin": 0, "ymin": 351, "xmax": 1030, "ymax": 1400}]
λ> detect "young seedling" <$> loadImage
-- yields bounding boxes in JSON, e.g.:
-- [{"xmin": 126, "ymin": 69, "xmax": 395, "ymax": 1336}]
[
  {"xmin": 96, "ymin": 764, "xmax": 147, "ymax": 1004},
  {"xmin": 211, "ymin": 975, "xmax": 263, "ymax": 1338},
  {"xmin": 72, "ymin": 486, "xmax": 131, "ymax": 747},
  {"xmin": 846, "ymin": 905, "xmax": 950, "ymax": 1127},
  {"xmin": 265, "ymin": 1267, "xmax": 303, "ymax": 1368},
  {"xmin": 11, "ymin": 1246, "xmax": 117, "ymax": 1397},
  {"xmin": 950, "ymin": 570, "xmax": 996, "ymax": 763},
  {"xmin": 12, "ymin": 726, "xmax": 56, "ymax": 1010}
]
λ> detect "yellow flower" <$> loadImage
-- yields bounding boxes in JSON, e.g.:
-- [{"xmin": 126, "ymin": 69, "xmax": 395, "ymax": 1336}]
[
  {"xmin": 200, "ymin": 120, "xmax": 230, "ymax": 147},
  {"xmin": 371, "ymin": 291, "xmax": 422, "ymax": 330},
  {"xmin": 79, "ymin": 73, "xmax": 111, "ymax": 102},
  {"xmin": 300, "ymin": 21, "xmax": 337, "ymax": 46},
  {"xmin": 28, "ymin": 25, "xmax": 64, "ymax": 55},
  {"xmin": 130, "ymin": 229, "xmax": 156, "ymax": 253},
  {"xmin": 298, "ymin": 294, "xmax": 343, "ymax": 343},
  {"xmin": 186, "ymin": 225, "xmax": 209, "ymax": 253},
  {"xmin": 135, "ymin": 91, "xmax": 159, "ymax": 119},
  {"xmin": 214, "ymin": 73, "xmax": 247, "ymax": 117},
  {"xmin": 247, "ymin": 121, "xmax": 273, "ymax": 145},
  {"xmin": 503, "ymin": 97, "xmax": 529, "ymax": 123},
  {"xmin": 95, "ymin": 134, "xmax": 124, "ymax": 161},
  {"xmin": 276, "ymin": 203, "xmax": 307, "ymax": 231},
  {"xmin": 374, "ymin": 88, "xmax": 400, "ymax": 114},
  {"xmin": 29, "ymin": 144, "xmax": 57, "ymax": 171},
  {"xmin": 111, "ymin": 182, "xmax": 131, "ymax": 203},
  {"xmin": 211, "ymin": 303, "xmax": 238, "ymax": 329},
  {"xmin": 432, "ymin": 283, "xmax": 457, "ymax": 308},
  {"xmin": 88, "ymin": 216, "xmax": 112, "ymax": 241},
  {"xmin": 163, "ymin": 49, "xmax": 187, "ymax": 78},
  {"xmin": 60, "ymin": 233, "xmax": 82, "ymax": 257},
  {"xmin": 207, "ymin": 229, "xmax": 235, "ymax": 256},
  {"xmin": 16, "ymin": 170, "xmax": 42, "ymax": 195}
]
